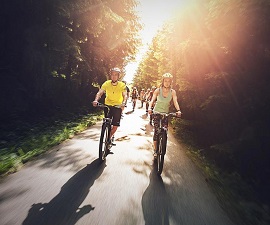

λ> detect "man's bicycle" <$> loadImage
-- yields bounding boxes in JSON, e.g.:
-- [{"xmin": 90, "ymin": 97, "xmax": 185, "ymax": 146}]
[
  {"xmin": 153, "ymin": 112, "xmax": 179, "ymax": 175},
  {"xmin": 96, "ymin": 103, "xmax": 119, "ymax": 162}
]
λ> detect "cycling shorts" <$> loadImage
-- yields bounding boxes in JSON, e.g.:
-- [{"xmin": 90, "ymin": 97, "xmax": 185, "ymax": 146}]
[{"xmin": 104, "ymin": 106, "xmax": 122, "ymax": 126}]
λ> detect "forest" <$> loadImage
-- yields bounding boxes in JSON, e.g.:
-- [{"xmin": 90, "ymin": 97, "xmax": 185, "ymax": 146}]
[
  {"xmin": 0, "ymin": 0, "xmax": 141, "ymax": 117},
  {"xmin": 1, "ymin": 0, "xmax": 270, "ymax": 224},
  {"xmin": 134, "ymin": 0, "xmax": 270, "ymax": 209}
]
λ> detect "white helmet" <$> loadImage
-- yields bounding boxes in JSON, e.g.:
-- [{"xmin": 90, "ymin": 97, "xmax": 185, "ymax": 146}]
[{"xmin": 110, "ymin": 67, "xmax": 121, "ymax": 73}]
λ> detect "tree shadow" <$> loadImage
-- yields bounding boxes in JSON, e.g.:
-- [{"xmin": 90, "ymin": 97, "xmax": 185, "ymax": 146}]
[
  {"xmin": 22, "ymin": 159, "xmax": 106, "ymax": 225},
  {"xmin": 125, "ymin": 110, "xmax": 134, "ymax": 115},
  {"xmin": 141, "ymin": 160, "xmax": 169, "ymax": 225},
  {"xmin": 140, "ymin": 113, "xmax": 148, "ymax": 120}
]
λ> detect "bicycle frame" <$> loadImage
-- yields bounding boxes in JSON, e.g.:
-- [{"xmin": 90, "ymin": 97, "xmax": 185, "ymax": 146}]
[
  {"xmin": 153, "ymin": 112, "xmax": 177, "ymax": 174},
  {"xmin": 156, "ymin": 114, "xmax": 169, "ymax": 154},
  {"xmin": 96, "ymin": 102, "xmax": 121, "ymax": 162}
]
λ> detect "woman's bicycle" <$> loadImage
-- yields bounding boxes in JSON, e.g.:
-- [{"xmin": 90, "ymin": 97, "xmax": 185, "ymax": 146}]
[
  {"xmin": 96, "ymin": 103, "xmax": 119, "ymax": 162},
  {"xmin": 153, "ymin": 112, "xmax": 179, "ymax": 175}
]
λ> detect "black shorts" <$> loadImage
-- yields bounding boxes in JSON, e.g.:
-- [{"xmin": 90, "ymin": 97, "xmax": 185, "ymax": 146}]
[
  {"xmin": 153, "ymin": 114, "xmax": 168, "ymax": 141},
  {"xmin": 104, "ymin": 106, "xmax": 122, "ymax": 126}
]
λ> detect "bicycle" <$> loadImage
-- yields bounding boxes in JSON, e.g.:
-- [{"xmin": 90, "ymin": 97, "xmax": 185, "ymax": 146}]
[
  {"xmin": 96, "ymin": 103, "xmax": 120, "ymax": 162},
  {"xmin": 131, "ymin": 98, "xmax": 137, "ymax": 111},
  {"xmin": 153, "ymin": 112, "xmax": 179, "ymax": 175}
]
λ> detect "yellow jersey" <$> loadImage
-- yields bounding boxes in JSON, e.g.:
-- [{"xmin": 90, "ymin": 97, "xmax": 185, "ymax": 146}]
[{"xmin": 101, "ymin": 80, "xmax": 126, "ymax": 106}]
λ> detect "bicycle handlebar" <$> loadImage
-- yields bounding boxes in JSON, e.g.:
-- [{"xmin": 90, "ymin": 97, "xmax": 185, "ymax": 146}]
[
  {"xmin": 153, "ymin": 112, "xmax": 180, "ymax": 118},
  {"xmin": 94, "ymin": 102, "xmax": 122, "ymax": 109}
]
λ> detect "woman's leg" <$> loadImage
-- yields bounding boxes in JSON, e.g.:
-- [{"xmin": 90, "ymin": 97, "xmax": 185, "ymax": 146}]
[{"xmin": 152, "ymin": 114, "xmax": 159, "ymax": 153}]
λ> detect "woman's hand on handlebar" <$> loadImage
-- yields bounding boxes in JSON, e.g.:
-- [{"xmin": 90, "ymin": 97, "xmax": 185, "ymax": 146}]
[
  {"xmin": 148, "ymin": 109, "xmax": 153, "ymax": 115},
  {"xmin": 176, "ymin": 111, "xmax": 182, "ymax": 117}
]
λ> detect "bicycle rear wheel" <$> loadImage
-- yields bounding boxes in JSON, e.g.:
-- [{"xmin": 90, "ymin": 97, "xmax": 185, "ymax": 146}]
[
  {"xmin": 99, "ymin": 123, "xmax": 110, "ymax": 162},
  {"xmin": 156, "ymin": 132, "xmax": 167, "ymax": 175}
]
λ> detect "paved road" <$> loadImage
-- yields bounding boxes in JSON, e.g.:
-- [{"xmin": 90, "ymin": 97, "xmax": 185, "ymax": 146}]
[{"xmin": 0, "ymin": 101, "xmax": 236, "ymax": 225}]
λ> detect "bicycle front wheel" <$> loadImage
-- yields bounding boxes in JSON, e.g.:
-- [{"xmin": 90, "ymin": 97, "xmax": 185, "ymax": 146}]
[
  {"xmin": 99, "ymin": 123, "xmax": 110, "ymax": 162},
  {"xmin": 157, "ymin": 132, "xmax": 167, "ymax": 175}
]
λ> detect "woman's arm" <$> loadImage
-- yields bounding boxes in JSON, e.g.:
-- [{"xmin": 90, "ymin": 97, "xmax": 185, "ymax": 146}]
[
  {"xmin": 149, "ymin": 89, "xmax": 159, "ymax": 110},
  {"xmin": 172, "ymin": 89, "xmax": 182, "ymax": 115}
]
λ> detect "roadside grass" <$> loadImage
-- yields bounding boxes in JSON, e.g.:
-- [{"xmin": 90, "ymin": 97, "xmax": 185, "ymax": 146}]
[
  {"xmin": 0, "ymin": 109, "xmax": 103, "ymax": 176},
  {"xmin": 171, "ymin": 118, "xmax": 270, "ymax": 225}
]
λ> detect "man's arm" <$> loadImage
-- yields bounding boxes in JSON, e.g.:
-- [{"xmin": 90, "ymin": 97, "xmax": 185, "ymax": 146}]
[
  {"xmin": 92, "ymin": 89, "xmax": 105, "ymax": 106},
  {"xmin": 121, "ymin": 90, "xmax": 127, "ymax": 110}
]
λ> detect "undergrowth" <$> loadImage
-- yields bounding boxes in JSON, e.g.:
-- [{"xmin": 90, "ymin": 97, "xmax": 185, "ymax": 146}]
[
  {"xmin": 171, "ymin": 118, "xmax": 270, "ymax": 225},
  {"xmin": 0, "ymin": 108, "xmax": 102, "ymax": 176}
]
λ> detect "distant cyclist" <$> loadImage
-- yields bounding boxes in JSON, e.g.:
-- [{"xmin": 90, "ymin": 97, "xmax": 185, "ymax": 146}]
[
  {"xmin": 144, "ymin": 88, "xmax": 150, "ymax": 113},
  {"xmin": 140, "ymin": 88, "xmax": 145, "ymax": 108},
  {"xmin": 145, "ymin": 86, "xmax": 156, "ymax": 124},
  {"xmin": 148, "ymin": 73, "xmax": 182, "ymax": 156},
  {"xmin": 131, "ymin": 87, "xmax": 139, "ymax": 111},
  {"xmin": 93, "ymin": 67, "xmax": 127, "ymax": 145},
  {"xmin": 122, "ymin": 81, "xmax": 130, "ymax": 106}
]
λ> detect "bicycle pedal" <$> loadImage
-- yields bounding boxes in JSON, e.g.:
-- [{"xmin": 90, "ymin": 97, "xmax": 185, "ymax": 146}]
[{"xmin": 107, "ymin": 150, "xmax": 114, "ymax": 154}]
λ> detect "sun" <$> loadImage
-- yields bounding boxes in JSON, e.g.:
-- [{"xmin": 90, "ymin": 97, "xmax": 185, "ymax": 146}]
[
  {"xmin": 124, "ymin": 0, "xmax": 187, "ymax": 83},
  {"xmin": 136, "ymin": 0, "xmax": 186, "ymax": 45}
]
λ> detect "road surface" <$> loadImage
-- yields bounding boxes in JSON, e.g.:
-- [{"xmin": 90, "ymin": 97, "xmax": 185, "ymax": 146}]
[{"xmin": 0, "ymin": 101, "xmax": 236, "ymax": 225}]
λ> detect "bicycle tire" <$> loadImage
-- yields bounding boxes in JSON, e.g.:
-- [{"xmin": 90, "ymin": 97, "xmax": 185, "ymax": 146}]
[
  {"xmin": 99, "ymin": 123, "xmax": 110, "ymax": 162},
  {"xmin": 157, "ymin": 131, "xmax": 168, "ymax": 175}
]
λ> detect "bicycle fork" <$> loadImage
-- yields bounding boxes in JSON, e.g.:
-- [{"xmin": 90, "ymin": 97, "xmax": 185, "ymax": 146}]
[{"xmin": 157, "ymin": 128, "xmax": 168, "ymax": 155}]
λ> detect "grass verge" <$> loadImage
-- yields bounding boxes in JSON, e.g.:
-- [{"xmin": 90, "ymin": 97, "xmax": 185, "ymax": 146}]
[{"xmin": 0, "ymin": 108, "xmax": 103, "ymax": 176}]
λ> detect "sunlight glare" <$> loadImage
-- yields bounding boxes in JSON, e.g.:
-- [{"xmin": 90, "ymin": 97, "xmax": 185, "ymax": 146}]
[{"xmin": 124, "ymin": 0, "xmax": 187, "ymax": 83}]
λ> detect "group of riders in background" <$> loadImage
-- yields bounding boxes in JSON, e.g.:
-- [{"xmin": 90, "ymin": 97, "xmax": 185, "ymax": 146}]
[{"xmin": 128, "ymin": 85, "xmax": 156, "ymax": 125}]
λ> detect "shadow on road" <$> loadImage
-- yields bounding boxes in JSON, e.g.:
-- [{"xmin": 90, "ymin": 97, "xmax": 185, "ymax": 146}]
[
  {"xmin": 22, "ymin": 159, "xmax": 106, "ymax": 225},
  {"xmin": 125, "ymin": 110, "xmax": 135, "ymax": 114},
  {"xmin": 141, "ymin": 160, "xmax": 169, "ymax": 225}
]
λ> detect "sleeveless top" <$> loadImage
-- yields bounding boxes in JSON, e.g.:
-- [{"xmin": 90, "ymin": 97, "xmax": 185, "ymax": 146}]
[{"xmin": 153, "ymin": 88, "xmax": 172, "ymax": 113}]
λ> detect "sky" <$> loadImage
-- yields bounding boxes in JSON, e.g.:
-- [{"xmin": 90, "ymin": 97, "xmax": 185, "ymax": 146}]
[{"xmin": 124, "ymin": 0, "xmax": 186, "ymax": 83}]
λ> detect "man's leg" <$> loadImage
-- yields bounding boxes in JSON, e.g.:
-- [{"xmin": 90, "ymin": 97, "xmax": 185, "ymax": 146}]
[
  {"xmin": 109, "ymin": 107, "xmax": 121, "ymax": 145},
  {"xmin": 110, "ymin": 126, "xmax": 117, "ymax": 139}
]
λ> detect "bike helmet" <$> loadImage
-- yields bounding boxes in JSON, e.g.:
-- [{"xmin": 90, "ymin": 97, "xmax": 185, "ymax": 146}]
[
  {"xmin": 162, "ymin": 73, "xmax": 173, "ymax": 79},
  {"xmin": 110, "ymin": 67, "xmax": 121, "ymax": 73},
  {"xmin": 110, "ymin": 67, "xmax": 122, "ymax": 80},
  {"xmin": 161, "ymin": 73, "xmax": 173, "ymax": 87}
]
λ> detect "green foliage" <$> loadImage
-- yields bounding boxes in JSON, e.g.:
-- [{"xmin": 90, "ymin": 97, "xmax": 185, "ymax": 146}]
[
  {"xmin": 0, "ymin": 109, "xmax": 102, "ymax": 175},
  {"xmin": 1, "ymin": 0, "xmax": 141, "ymax": 117},
  {"xmin": 133, "ymin": 0, "xmax": 270, "ymax": 222}
]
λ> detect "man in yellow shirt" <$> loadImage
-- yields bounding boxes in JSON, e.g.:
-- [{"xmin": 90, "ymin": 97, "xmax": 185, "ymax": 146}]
[{"xmin": 93, "ymin": 68, "xmax": 127, "ymax": 144}]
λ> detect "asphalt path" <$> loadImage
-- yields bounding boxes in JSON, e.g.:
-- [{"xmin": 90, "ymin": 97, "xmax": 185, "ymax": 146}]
[{"xmin": 0, "ymin": 100, "xmax": 236, "ymax": 225}]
